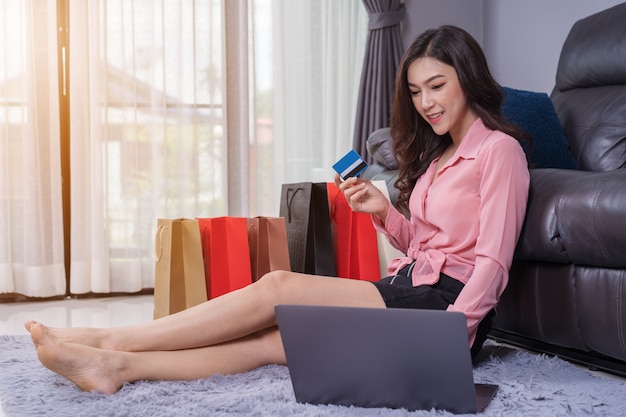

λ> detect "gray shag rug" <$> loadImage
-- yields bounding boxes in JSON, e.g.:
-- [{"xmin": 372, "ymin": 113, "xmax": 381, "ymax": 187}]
[{"xmin": 1, "ymin": 335, "xmax": 626, "ymax": 416}]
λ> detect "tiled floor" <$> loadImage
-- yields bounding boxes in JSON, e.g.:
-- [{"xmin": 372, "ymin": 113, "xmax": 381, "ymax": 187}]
[{"xmin": 0, "ymin": 294, "xmax": 155, "ymax": 335}]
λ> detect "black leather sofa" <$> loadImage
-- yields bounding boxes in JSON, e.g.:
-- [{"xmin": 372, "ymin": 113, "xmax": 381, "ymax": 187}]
[
  {"xmin": 363, "ymin": 3, "xmax": 626, "ymax": 376},
  {"xmin": 492, "ymin": 3, "xmax": 626, "ymax": 376}
]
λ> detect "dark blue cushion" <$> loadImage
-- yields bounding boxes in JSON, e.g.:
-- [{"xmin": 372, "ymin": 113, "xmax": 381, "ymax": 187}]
[{"xmin": 501, "ymin": 87, "xmax": 578, "ymax": 170}]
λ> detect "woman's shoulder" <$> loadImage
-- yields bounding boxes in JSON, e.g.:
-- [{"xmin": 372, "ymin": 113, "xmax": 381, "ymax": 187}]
[
  {"xmin": 470, "ymin": 127, "xmax": 529, "ymax": 176},
  {"xmin": 467, "ymin": 119, "xmax": 526, "ymax": 161},
  {"xmin": 481, "ymin": 126, "xmax": 526, "ymax": 157}
]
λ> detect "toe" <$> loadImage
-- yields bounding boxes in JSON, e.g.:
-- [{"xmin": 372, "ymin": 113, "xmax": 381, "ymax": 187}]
[{"xmin": 24, "ymin": 319, "xmax": 38, "ymax": 332}]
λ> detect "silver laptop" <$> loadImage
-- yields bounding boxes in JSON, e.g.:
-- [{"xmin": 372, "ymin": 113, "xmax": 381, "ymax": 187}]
[{"xmin": 275, "ymin": 305, "xmax": 498, "ymax": 414}]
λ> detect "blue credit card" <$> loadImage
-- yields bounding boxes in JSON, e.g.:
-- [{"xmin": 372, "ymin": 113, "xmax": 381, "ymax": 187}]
[{"xmin": 333, "ymin": 149, "xmax": 368, "ymax": 180}]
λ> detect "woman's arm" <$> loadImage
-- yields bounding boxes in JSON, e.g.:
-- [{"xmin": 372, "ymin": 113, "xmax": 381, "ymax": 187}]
[{"xmin": 447, "ymin": 137, "xmax": 530, "ymax": 344}]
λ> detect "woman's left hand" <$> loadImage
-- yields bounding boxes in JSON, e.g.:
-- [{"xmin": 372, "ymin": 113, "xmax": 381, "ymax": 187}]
[{"xmin": 334, "ymin": 174, "xmax": 389, "ymax": 222}]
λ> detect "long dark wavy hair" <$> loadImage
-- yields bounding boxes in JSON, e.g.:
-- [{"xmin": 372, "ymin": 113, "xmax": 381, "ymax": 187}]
[{"xmin": 390, "ymin": 25, "xmax": 530, "ymax": 212}]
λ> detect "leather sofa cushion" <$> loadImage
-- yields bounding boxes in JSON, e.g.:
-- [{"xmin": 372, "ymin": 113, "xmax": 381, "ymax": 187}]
[
  {"xmin": 554, "ymin": 3, "xmax": 626, "ymax": 91},
  {"xmin": 551, "ymin": 2, "xmax": 626, "ymax": 172},
  {"xmin": 515, "ymin": 168, "xmax": 626, "ymax": 268},
  {"xmin": 551, "ymin": 85, "xmax": 626, "ymax": 171}
]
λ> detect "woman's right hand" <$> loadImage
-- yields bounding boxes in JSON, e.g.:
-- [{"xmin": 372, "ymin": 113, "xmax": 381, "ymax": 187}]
[{"xmin": 334, "ymin": 174, "xmax": 390, "ymax": 222}]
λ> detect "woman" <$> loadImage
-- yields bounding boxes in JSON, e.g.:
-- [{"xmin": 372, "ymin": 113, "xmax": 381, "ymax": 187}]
[{"xmin": 25, "ymin": 25, "xmax": 530, "ymax": 394}]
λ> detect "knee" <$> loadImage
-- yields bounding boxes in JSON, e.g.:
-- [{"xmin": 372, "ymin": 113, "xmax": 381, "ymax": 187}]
[
  {"xmin": 255, "ymin": 269, "xmax": 293, "ymax": 293},
  {"xmin": 251, "ymin": 269, "xmax": 305, "ymax": 308}
]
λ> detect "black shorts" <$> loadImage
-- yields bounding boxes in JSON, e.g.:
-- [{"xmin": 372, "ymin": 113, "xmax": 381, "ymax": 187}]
[
  {"xmin": 371, "ymin": 262, "xmax": 494, "ymax": 358},
  {"xmin": 373, "ymin": 263, "xmax": 464, "ymax": 310}
]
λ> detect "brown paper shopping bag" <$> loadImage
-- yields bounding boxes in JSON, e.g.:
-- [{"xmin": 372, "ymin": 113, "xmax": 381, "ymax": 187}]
[
  {"xmin": 247, "ymin": 216, "xmax": 291, "ymax": 281},
  {"xmin": 154, "ymin": 218, "xmax": 208, "ymax": 319}
]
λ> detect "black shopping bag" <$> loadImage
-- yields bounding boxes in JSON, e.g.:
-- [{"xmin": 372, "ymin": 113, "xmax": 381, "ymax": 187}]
[{"xmin": 279, "ymin": 182, "xmax": 336, "ymax": 276}]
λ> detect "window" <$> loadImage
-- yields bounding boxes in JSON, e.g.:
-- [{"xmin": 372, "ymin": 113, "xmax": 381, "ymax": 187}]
[{"xmin": 1, "ymin": 0, "xmax": 366, "ymax": 297}]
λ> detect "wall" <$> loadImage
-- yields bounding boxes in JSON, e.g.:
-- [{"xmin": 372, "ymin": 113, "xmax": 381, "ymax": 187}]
[
  {"xmin": 402, "ymin": 0, "xmax": 624, "ymax": 94},
  {"xmin": 401, "ymin": 0, "xmax": 484, "ymax": 49}
]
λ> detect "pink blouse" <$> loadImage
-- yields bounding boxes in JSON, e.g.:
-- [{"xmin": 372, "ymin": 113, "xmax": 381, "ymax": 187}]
[{"xmin": 373, "ymin": 118, "xmax": 530, "ymax": 345}]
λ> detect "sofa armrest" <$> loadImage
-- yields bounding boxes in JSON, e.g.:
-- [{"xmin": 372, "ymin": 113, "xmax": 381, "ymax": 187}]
[
  {"xmin": 366, "ymin": 128, "xmax": 398, "ymax": 171},
  {"xmin": 515, "ymin": 168, "xmax": 626, "ymax": 267}
]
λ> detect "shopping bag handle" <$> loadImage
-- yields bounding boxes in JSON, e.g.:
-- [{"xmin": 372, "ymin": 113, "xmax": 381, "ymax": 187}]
[
  {"xmin": 155, "ymin": 225, "xmax": 168, "ymax": 262},
  {"xmin": 285, "ymin": 187, "xmax": 303, "ymax": 223}
]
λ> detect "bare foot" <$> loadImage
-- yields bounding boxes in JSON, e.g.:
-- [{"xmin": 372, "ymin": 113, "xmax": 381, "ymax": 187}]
[
  {"xmin": 24, "ymin": 320, "xmax": 115, "ymax": 350},
  {"xmin": 29, "ymin": 323, "xmax": 126, "ymax": 394}
]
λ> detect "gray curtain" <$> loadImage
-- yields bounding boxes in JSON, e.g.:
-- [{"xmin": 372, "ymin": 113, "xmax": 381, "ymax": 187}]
[{"xmin": 352, "ymin": 0, "xmax": 405, "ymax": 163}]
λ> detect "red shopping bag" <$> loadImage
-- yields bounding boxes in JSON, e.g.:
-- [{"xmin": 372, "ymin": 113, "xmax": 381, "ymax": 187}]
[
  {"xmin": 197, "ymin": 217, "xmax": 253, "ymax": 298},
  {"xmin": 327, "ymin": 183, "xmax": 381, "ymax": 281}
]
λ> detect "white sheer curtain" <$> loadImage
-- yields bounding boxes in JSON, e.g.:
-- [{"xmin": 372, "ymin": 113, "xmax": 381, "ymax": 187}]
[
  {"xmin": 249, "ymin": 0, "xmax": 368, "ymax": 216},
  {"xmin": 68, "ymin": 0, "xmax": 367, "ymax": 293},
  {"xmin": 69, "ymin": 0, "xmax": 226, "ymax": 294},
  {"xmin": 0, "ymin": 0, "xmax": 66, "ymax": 297}
]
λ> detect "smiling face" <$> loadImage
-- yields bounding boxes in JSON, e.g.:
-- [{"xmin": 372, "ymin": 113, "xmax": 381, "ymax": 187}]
[{"xmin": 407, "ymin": 57, "xmax": 478, "ymax": 143}]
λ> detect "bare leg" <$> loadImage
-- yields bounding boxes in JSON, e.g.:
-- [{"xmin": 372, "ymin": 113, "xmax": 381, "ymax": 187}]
[
  {"xmin": 30, "ymin": 321, "xmax": 287, "ymax": 394},
  {"xmin": 25, "ymin": 271, "xmax": 385, "ymax": 352}
]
